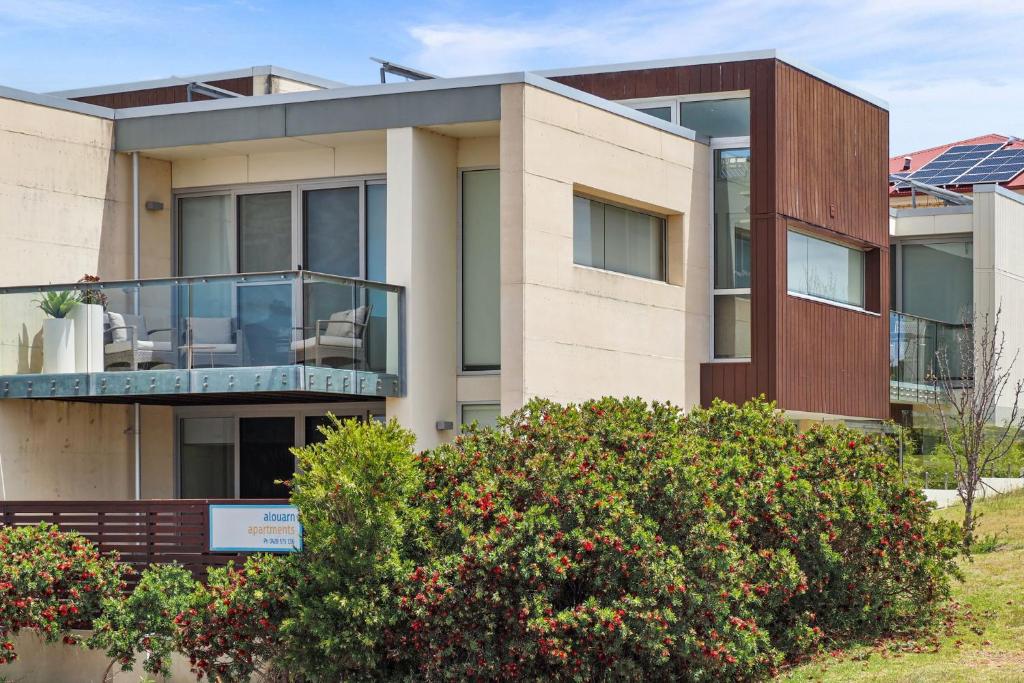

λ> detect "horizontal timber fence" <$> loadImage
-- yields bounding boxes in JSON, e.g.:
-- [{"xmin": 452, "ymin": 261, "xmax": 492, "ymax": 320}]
[{"xmin": 0, "ymin": 499, "xmax": 289, "ymax": 580}]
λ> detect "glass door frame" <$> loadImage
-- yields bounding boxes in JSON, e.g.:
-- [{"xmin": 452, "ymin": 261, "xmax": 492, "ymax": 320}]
[
  {"xmin": 173, "ymin": 401, "xmax": 386, "ymax": 499},
  {"xmin": 173, "ymin": 174, "xmax": 386, "ymax": 278}
]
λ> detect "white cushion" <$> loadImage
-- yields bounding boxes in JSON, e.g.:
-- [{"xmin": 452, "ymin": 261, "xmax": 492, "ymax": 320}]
[
  {"xmin": 105, "ymin": 312, "xmax": 128, "ymax": 343},
  {"xmin": 188, "ymin": 317, "xmax": 232, "ymax": 344},
  {"xmin": 105, "ymin": 340, "xmax": 172, "ymax": 354},
  {"xmin": 324, "ymin": 306, "xmax": 368, "ymax": 338},
  {"xmin": 290, "ymin": 336, "xmax": 362, "ymax": 353}
]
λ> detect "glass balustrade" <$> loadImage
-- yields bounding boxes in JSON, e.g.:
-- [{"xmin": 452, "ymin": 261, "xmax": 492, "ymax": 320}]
[
  {"xmin": 890, "ymin": 311, "xmax": 972, "ymax": 403},
  {"xmin": 0, "ymin": 271, "xmax": 404, "ymax": 399}
]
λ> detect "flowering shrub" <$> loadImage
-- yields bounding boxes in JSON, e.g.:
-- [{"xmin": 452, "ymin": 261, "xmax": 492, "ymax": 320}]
[
  {"xmin": 174, "ymin": 554, "xmax": 291, "ymax": 682},
  {"xmin": 88, "ymin": 563, "xmax": 196, "ymax": 677},
  {"xmin": 0, "ymin": 524, "xmax": 127, "ymax": 664},
  {"xmin": 392, "ymin": 397, "xmax": 962, "ymax": 680}
]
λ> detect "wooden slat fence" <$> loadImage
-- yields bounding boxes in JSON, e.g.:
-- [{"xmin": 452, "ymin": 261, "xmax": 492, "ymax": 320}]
[{"xmin": 0, "ymin": 499, "xmax": 288, "ymax": 580}]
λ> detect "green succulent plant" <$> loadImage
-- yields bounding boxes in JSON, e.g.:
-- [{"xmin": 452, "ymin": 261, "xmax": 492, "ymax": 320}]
[{"xmin": 35, "ymin": 290, "xmax": 81, "ymax": 318}]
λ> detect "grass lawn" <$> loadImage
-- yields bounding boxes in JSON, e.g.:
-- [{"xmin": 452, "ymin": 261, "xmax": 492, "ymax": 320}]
[{"xmin": 781, "ymin": 489, "xmax": 1024, "ymax": 682}]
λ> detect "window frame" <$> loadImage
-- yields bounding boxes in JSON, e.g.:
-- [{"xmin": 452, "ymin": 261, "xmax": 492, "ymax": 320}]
[
  {"xmin": 786, "ymin": 227, "xmax": 869, "ymax": 312},
  {"xmin": 571, "ymin": 193, "xmax": 669, "ymax": 282},
  {"xmin": 709, "ymin": 137, "xmax": 753, "ymax": 362},
  {"xmin": 173, "ymin": 174, "xmax": 385, "ymax": 279},
  {"xmin": 457, "ymin": 166, "xmax": 502, "ymax": 376},
  {"xmin": 620, "ymin": 90, "xmax": 750, "ymax": 129}
]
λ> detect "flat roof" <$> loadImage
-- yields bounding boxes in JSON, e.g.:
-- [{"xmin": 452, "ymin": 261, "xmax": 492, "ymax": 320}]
[
  {"xmin": 535, "ymin": 49, "xmax": 889, "ymax": 111},
  {"xmin": 0, "ymin": 84, "xmax": 114, "ymax": 118},
  {"xmin": 47, "ymin": 65, "xmax": 345, "ymax": 98}
]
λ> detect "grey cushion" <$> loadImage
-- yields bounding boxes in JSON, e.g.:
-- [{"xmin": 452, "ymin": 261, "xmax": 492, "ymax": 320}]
[
  {"xmin": 324, "ymin": 306, "xmax": 368, "ymax": 338},
  {"xmin": 290, "ymin": 336, "xmax": 362, "ymax": 352},
  {"xmin": 104, "ymin": 312, "xmax": 128, "ymax": 344},
  {"xmin": 188, "ymin": 317, "xmax": 233, "ymax": 344}
]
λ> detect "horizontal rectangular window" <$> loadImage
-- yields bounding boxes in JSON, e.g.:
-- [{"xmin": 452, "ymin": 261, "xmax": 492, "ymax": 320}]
[
  {"xmin": 636, "ymin": 105, "xmax": 672, "ymax": 122},
  {"xmin": 573, "ymin": 196, "xmax": 666, "ymax": 281},
  {"xmin": 680, "ymin": 98, "xmax": 750, "ymax": 138},
  {"xmin": 787, "ymin": 230, "xmax": 865, "ymax": 308},
  {"xmin": 461, "ymin": 402, "xmax": 501, "ymax": 430}
]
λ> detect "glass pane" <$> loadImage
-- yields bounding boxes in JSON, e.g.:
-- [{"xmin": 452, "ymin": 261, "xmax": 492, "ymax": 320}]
[
  {"xmin": 902, "ymin": 241, "xmax": 973, "ymax": 323},
  {"xmin": 239, "ymin": 192, "xmax": 291, "ymax": 272},
  {"xmin": 573, "ymin": 196, "xmax": 604, "ymax": 268},
  {"xmin": 714, "ymin": 294, "xmax": 751, "ymax": 359},
  {"xmin": 636, "ymin": 105, "xmax": 672, "ymax": 122},
  {"xmin": 179, "ymin": 195, "xmax": 232, "ymax": 276},
  {"xmin": 626, "ymin": 210, "xmax": 664, "ymax": 279},
  {"xmin": 239, "ymin": 417, "xmax": 293, "ymax": 499},
  {"xmin": 603, "ymin": 204, "xmax": 630, "ymax": 275},
  {"xmin": 180, "ymin": 417, "xmax": 233, "ymax": 498},
  {"xmin": 787, "ymin": 230, "xmax": 809, "ymax": 294},
  {"xmin": 304, "ymin": 413, "xmax": 364, "ymax": 446},
  {"xmin": 804, "ymin": 234, "xmax": 864, "ymax": 307},
  {"xmin": 680, "ymin": 98, "xmax": 750, "ymax": 137},
  {"xmin": 713, "ymin": 148, "xmax": 751, "ymax": 290},
  {"xmin": 461, "ymin": 403, "xmax": 500, "ymax": 429},
  {"xmin": 237, "ymin": 283, "xmax": 292, "ymax": 367},
  {"xmin": 304, "ymin": 187, "xmax": 360, "ymax": 277},
  {"xmin": 462, "ymin": 169, "xmax": 501, "ymax": 371},
  {"xmin": 366, "ymin": 184, "xmax": 387, "ymax": 282}
]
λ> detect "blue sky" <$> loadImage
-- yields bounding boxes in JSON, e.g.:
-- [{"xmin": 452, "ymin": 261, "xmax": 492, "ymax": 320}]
[{"xmin": 1, "ymin": 0, "xmax": 1022, "ymax": 153}]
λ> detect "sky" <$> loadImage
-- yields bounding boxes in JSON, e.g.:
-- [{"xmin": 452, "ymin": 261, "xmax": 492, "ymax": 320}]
[{"xmin": 1, "ymin": 0, "xmax": 1023, "ymax": 154}]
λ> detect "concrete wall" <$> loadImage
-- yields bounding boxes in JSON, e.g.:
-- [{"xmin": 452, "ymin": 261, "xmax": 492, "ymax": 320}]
[
  {"xmin": 385, "ymin": 127, "xmax": 459, "ymax": 448},
  {"xmin": 974, "ymin": 187, "xmax": 1024, "ymax": 415},
  {"xmin": 499, "ymin": 83, "xmax": 707, "ymax": 412},
  {"xmin": 8, "ymin": 631, "xmax": 195, "ymax": 682},
  {"xmin": 890, "ymin": 207, "xmax": 973, "ymax": 239},
  {"xmin": 0, "ymin": 95, "xmax": 140, "ymax": 501}
]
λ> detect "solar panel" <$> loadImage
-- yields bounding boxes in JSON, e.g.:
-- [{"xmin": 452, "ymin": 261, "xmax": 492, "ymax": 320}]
[{"xmin": 905, "ymin": 142, "xmax": 1024, "ymax": 187}]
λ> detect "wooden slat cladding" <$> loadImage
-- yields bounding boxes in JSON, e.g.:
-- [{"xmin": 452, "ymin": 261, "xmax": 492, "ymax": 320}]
[
  {"xmin": 72, "ymin": 77, "xmax": 254, "ymax": 109},
  {"xmin": 0, "ymin": 498, "xmax": 286, "ymax": 581},
  {"xmin": 555, "ymin": 58, "xmax": 889, "ymax": 419}
]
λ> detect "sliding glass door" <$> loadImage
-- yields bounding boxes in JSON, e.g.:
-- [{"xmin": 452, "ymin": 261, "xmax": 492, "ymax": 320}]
[{"xmin": 238, "ymin": 191, "xmax": 291, "ymax": 272}]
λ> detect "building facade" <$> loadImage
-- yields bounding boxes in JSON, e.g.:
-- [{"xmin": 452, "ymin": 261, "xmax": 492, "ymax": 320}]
[{"xmin": 0, "ymin": 50, "xmax": 890, "ymax": 507}]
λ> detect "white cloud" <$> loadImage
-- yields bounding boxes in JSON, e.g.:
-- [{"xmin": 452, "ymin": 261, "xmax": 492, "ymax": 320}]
[
  {"xmin": 403, "ymin": 0, "xmax": 1024, "ymax": 151},
  {"xmin": 0, "ymin": 0, "xmax": 143, "ymax": 28}
]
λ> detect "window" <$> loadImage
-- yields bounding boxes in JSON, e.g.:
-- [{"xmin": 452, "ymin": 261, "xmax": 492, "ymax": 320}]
[
  {"xmin": 680, "ymin": 98, "xmax": 750, "ymax": 137},
  {"xmin": 896, "ymin": 240, "xmax": 972, "ymax": 324},
  {"xmin": 179, "ymin": 417, "xmax": 234, "ymax": 499},
  {"xmin": 787, "ymin": 230, "xmax": 866, "ymax": 308},
  {"xmin": 461, "ymin": 169, "xmax": 501, "ymax": 372},
  {"xmin": 636, "ymin": 105, "xmax": 672, "ymax": 122},
  {"xmin": 712, "ymin": 146, "xmax": 751, "ymax": 359},
  {"xmin": 461, "ymin": 402, "xmax": 500, "ymax": 430},
  {"xmin": 176, "ymin": 179, "xmax": 385, "ymax": 279},
  {"xmin": 573, "ymin": 196, "xmax": 666, "ymax": 280}
]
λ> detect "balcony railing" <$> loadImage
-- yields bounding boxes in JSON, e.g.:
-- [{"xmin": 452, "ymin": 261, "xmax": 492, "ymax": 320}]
[
  {"xmin": 0, "ymin": 271, "xmax": 404, "ymax": 400},
  {"xmin": 890, "ymin": 310, "xmax": 972, "ymax": 403}
]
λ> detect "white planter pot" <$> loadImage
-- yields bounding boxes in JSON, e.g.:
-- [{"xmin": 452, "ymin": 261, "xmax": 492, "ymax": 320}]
[
  {"xmin": 42, "ymin": 318, "xmax": 76, "ymax": 374},
  {"xmin": 69, "ymin": 303, "xmax": 104, "ymax": 372}
]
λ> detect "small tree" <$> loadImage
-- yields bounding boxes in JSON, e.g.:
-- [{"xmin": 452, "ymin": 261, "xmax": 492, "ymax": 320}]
[{"xmin": 932, "ymin": 307, "xmax": 1024, "ymax": 546}]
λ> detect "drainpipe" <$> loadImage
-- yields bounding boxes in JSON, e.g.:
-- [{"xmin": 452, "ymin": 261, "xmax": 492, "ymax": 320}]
[{"xmin": 132, "ymin": 152, "xmax": 142, "ymax": 501}]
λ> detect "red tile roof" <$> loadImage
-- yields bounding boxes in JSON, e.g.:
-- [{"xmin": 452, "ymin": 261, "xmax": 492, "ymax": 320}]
[{"xmin": 890, "ymin": 134, "xmax": 1024, "ymax": 195}]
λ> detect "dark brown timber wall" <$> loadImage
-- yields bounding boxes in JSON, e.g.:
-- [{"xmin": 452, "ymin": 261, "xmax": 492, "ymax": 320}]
[
  {"xmin": 553, "ymin": 59, "xmax": 889, "ymax": 419},
  {"xmin": 71, "ymin": 77, "xmax": 254, "ymax": 109}
]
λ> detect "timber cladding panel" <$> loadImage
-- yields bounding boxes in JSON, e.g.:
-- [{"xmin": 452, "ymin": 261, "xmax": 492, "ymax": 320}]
[
  {"xmin": 71, "ymin": 77, "xmax": 255, "ymax": 109},
  {"xmin": 554, "ymin": 58, "xmax": 889, "ymax": 419}
]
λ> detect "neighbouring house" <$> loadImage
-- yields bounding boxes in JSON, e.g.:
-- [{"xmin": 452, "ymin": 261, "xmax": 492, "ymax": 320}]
[
  {"xmin": 0, "ymin": 49, "xmax": 889, "ymax": 558},
  {"xmin": 888, "ymin": 135, "xmax": 1024, "ymax": 431}
]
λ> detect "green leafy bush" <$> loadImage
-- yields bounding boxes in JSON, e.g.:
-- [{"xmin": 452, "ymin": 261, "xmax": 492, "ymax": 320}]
[
  {"xmin": 279, "ymin": 415, "xmax": 423, "ymax": 681},
  {"xmin": 174, "ymin": 554, "xmax": 291, "ymax": 682},
  {"xmin": 88, "ymin": 563, "xmax": 196, "ymax": 677},
  {"xmin": 0, "ymin": 524, "xmax": 127, "ymax": 664},
  {"xmin": 34, "ymin": 290, "xmax": 80, "ymax": 318},
  {"xmin": 391, "ymin": 397, "xmax": 962, "ymax": 680}
]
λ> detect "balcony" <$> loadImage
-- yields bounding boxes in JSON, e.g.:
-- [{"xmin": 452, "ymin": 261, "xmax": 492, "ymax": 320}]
[
  {"xmin": 0, "ymin": 271, "xmax": 404, "ymax": 402},
  {"xmin": 890, "ymin": 311, "xmax": 972, "ymax": 404}
]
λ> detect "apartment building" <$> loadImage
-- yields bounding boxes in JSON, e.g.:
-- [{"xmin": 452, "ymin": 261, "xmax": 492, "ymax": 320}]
[
  {"xmin": 0, "ymin": 50, "xmax": 889, "ymax": 509},
  {"xmin": 889, "ymin": 135, "xmax": 1024, "ymax": 426}
]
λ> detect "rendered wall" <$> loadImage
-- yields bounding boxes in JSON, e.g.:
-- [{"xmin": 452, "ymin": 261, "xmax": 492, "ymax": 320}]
[
  {"xmin": 0, "ymin": 95, "xmax": 139, "ymax": 501},
  {"xmin": 500, "ymin": 83, "xmax": 707, "ymax": 412}
]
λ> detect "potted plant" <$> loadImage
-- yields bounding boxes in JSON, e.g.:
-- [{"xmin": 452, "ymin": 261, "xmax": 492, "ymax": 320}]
[
  {"xmin": 36, "ymin": 290, "xmax": 80, "ymax": 373},
  {"xmin": 69, "ymin": 274, "xmax": 106, "ymax": 372}
]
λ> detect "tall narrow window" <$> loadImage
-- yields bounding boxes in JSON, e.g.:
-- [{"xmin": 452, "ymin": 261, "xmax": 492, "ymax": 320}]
[
  {"xmin": 712, "ymin": 147, "xmax": 751, "ymax": 359},
  {"xmin": 573, "ymin": 196, "xmax": 665, "ymax": 280},
  {"xmin": 365, "ymin": 183, "xmax": 388, "ymax": 371},
  {"xmin": 461, "ymin": 169, "xmax": 500, "ymax": 372},
  {"xmin": 238, "ymin": 192, "xmax": 291, "ymax": 272},
  {"xmin": 900, "ymin": 241, "xmax": 972, "ymax": 323},
  {"xmin": 179, "ymin": 417, "xmax": 234, "ymax": 499},
  {"xmin": 179, "ymin": 195, "xmax": 232, "ymax": 276},
  {"xmin": 303, "ymin": 187, "xmax": 361, "ymax": 277}
]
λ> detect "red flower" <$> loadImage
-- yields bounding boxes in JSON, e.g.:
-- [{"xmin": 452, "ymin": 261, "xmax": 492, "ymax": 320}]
[{"xmin": 582, "ymin": 540, "xmax": 595, "ymax": 552}]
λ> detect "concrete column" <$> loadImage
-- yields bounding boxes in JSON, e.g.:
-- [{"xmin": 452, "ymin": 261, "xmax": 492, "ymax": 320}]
[
  {"xmin": 499, "ymin": 84, "xmax": 526, "ymax": 415},
  {"xmin": 385, "ymin": 127, "xmax": 459, "ymax": 448}
]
